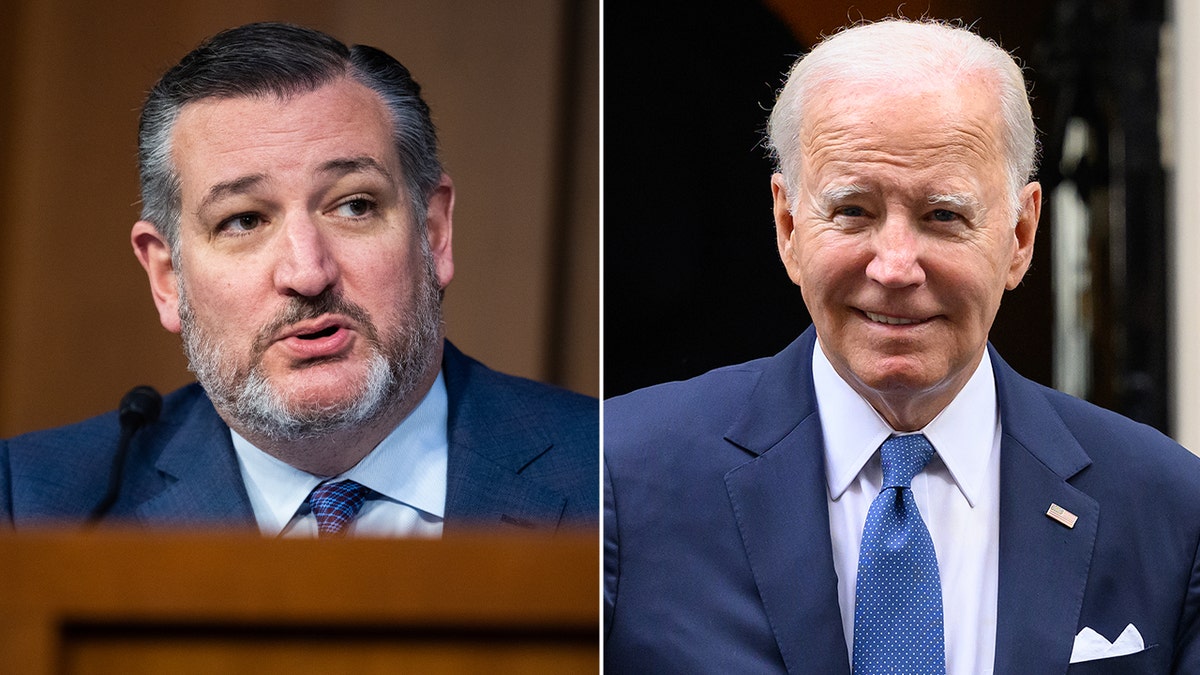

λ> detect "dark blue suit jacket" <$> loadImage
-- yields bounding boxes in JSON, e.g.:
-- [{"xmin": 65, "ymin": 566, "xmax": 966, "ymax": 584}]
[
  {"xmin": 604, "ymin": 327, "xmax": 1200, "ymax": 673},
  {"xmin": 1, "ymin": 342, "xmax": 598, "ymax": 532}
]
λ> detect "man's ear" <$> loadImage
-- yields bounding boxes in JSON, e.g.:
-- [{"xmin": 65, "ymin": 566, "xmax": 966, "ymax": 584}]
[
  {"xmin": 772, "ymin": 174, "xmax": 803, "ymax": 286},
  {"xmin": 131, "ymin": 220, "xmax": 182, "ymax": 334},
  {"xmin": 1006, "ymin": 181, "xmax": 1042, "ymax": 290},
  {"xmin": 424, "ymin": 173, "xmax": 455, "ymax": 290}
]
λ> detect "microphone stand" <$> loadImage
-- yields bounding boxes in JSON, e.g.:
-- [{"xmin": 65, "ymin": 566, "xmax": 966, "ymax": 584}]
[{"xmin": 89, "ymin": 385, "xmax": 162, "ymax": 523}]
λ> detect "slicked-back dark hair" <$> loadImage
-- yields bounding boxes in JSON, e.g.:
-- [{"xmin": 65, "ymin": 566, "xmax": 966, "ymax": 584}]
[{"xmin": 138, "ymin": 22, "xmax": 442, "ymax": 250}]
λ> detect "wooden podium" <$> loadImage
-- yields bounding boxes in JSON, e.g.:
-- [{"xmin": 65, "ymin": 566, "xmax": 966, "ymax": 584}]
[{"xmin": 0, "ymin": 530, "xmax": 598, "ymax": 674}]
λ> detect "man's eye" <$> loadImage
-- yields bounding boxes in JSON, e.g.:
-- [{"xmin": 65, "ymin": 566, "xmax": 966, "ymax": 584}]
[
  {"xmin": 334, "ymin": 198, "xmax": 375, "ymax": 217},
  {"xmin": 835, "ymin": 205, "xmax": 867, "ymax": 218},
  {"xmin": 219, "ymin": 213, "xmax": 262, "ymax": 233},
  {"xmin": 930, "ymin": 209, "xmax": 960, "ymax": 222}
]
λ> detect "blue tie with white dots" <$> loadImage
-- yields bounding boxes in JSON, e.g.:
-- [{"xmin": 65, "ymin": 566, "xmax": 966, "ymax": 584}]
[{"xmin": 852, "ymin": 434, "xmax": 945, "ymax": 674}]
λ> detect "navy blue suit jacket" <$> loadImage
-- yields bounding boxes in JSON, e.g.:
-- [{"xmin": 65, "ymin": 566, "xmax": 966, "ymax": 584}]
[
  {"xmin": 604, "ymin": 327, "xmax": 1200, "ymax": 673},
  {"xmin": 1, "ymin": 342, "xmax": 598, "ymax": 532}
]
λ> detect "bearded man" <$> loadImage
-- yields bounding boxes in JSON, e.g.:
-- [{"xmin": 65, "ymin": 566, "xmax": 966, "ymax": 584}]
[{"xmin": 1, "ymin": 22, "xmax": 597, "ymax": 537}]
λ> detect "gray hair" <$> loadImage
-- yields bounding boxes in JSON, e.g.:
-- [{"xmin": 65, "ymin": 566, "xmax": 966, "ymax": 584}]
[
  {"xmin": 766, "ymin": 19, "xmax": 1038, "ymax": 216},
  {"xmin": 138, "ymin": 22, "xmax": 443, "ymax": 252}
]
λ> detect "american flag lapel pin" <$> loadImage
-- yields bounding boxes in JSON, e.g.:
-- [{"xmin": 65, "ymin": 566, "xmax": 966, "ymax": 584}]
[{"xmin": 1046, "ymin": 503, "xmax": 1078, "ymax": 529}]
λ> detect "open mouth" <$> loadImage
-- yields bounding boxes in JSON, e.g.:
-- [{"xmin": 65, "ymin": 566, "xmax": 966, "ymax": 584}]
[{"xmin": 298, "ymin": 325, "xmax": 340, "ymax": 340}]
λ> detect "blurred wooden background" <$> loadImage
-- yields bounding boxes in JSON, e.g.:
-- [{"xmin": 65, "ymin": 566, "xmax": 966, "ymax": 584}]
[{"xmin": 0, "ymin": 0, "xmax": 599, "ymax": 437}]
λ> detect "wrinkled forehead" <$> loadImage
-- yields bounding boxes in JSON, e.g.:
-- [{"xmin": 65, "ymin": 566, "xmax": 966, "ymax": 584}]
[
  {"xmin": 797, "ymin": 75, "xmax": 1008, "ymax": 167},
  {"xmin": 801, "ymin": 67, "xmax": 1002, "ymax": 126}
]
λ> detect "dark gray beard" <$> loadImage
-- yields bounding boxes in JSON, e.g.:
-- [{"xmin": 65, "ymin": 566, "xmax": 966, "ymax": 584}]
[{"xmin": 178, "ymin": 252, "xmax": 442, "ymax": 443}]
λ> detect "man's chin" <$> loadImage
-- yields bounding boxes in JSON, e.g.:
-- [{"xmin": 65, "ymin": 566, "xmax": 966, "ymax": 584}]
[
  {"xmin": 265, "ymin": 358, "xmax": 377, "ymax": 390},
  {"xmin": 210, "ymin": 354, "xmax": 400, "ymax": 442},
  {"xmin": 225, "ymin": 388, "xmax": 388, "ymax": 443},
  {"xmin": 845, "ymin": 353, "xmax": 948, "ymax": 394},
  {"xmin": 260, "ymin": 373, "xmax": 387, "ymax": 415}
]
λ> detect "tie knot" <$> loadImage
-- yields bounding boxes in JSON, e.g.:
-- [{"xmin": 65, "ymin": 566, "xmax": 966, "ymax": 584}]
[
  {"xmin": 879, "ymin": 434, "xmax": 935, "ymax": 489},
  {"xmin": 308, "ymin": 479, "xmax": 371, "ymax": 537}
]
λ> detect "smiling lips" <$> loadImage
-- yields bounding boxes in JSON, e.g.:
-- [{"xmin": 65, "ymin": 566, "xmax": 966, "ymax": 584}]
[{"xmin": 863, "ymin": 310, "xmax": 925, "ymax": 326}]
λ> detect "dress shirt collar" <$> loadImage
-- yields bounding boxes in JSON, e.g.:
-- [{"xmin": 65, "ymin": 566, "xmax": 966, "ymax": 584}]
[
  {"xmin": 230, "ymin": 371, "xmax": 449, "ymax": 535},
  {"xmin": 813, "ymin": 339, "xmax": 997, "ymax": 507}
]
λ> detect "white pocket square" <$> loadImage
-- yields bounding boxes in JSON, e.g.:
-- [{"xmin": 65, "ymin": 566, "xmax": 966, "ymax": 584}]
[{"xmin": 1070, "ymin": 624, "xmax": 1145, "ymax": 664}]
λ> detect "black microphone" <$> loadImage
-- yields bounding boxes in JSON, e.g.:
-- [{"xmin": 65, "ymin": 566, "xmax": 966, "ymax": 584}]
[{"xmin": 91, "ymin": 386, "xmax": 162, "ymax": 522}]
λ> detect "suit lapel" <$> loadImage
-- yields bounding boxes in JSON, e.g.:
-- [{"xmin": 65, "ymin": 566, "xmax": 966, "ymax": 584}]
[
  {"xmin": 135, "ymin": 390, "xmax": 256, "ymax": 526},
  {"xmin": 990, "ymin": 349, "xmax": 1097, "ymax": 674},
  {"xmin": 440, "ymin": 342, "xmax": 568, "ymax": 532},
  {"xmin": 724, "ymin": 329, "xmax": 852, "ymax": 674}
]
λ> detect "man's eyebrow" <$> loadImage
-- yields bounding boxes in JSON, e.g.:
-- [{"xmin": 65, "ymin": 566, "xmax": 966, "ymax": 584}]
[
  {"xmin": 818, "ymin": 184, "xmax": 870, "ymax": 204},
  {"xmin": 193, "ymin": 157, "xmax": 394, "ymax": 217},
  {"xmin": 318, "ymin": 156, "xmax": 395, "ymax": 182},
  {"xmin": 197, "ymin": 173, "xmax": 267, "ymax": 216},
  {"xmin": 927, "ymin": 193, "xmax": 981, "ymax": 210}
]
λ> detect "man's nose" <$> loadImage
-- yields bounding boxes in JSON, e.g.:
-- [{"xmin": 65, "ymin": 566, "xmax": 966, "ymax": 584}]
[
  {"xmin": 273, "ymin": 213, "xmax": 339, "ymax": 297},
  {"xmin": 865, "ymin": 215, "xmax": 926, "ymax": 288}
]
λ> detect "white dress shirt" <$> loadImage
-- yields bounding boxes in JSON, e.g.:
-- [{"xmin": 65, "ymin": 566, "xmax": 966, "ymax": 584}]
[
  {"xmin": 230, "ymin": 372, "xmax": 449, "ymax": 538},
  {"xmin": 813, "ymin": 340, "xmax": 1001, "ymax": 675}
]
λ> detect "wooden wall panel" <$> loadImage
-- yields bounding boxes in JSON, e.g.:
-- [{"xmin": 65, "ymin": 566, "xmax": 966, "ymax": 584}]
[
  {"xmin": 558, "ymin": 0, "xmax": 601, "ymax": 392},
  {"xmin": 0, "ymin": 0, "xmax": 599, "ymax": 437}
]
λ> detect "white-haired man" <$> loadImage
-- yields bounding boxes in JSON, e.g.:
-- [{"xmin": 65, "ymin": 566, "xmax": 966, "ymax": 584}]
[{"xmin": 605, "ymin": 19, "xmax": 1200, "ymax": 673}]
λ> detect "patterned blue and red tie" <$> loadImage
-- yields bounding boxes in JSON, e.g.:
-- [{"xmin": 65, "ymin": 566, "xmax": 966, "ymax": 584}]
[
  {"xmin": 308, "ymin": 479, "xmax": 371, "ymax": 538},
  {"xmin": 852, "ymin": 433, "xmax": 946, "ymax": 674}
]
